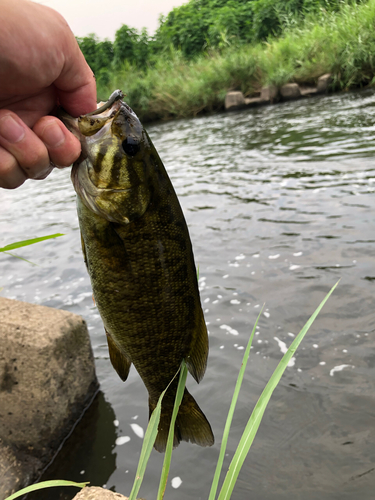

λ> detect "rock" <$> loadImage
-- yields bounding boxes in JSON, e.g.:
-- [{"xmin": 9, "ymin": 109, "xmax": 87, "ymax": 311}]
[
  {"xmin": 0, "ymin": 297, "xmax": 99, "ymax": 499},
  {"xmin": 225, "ymin": 91, "xmax": 246, "ymax": 110},
  {"xmin": 280, "ymin": 83, "xmax": 301, "ymax": 100},
  {"xmin": 299, "ymin": 86, "xmax": 318, "ymax": 96},
  {"xmin": 260, "ymin": 85, "xmax": 279, "ymax": 103},
  {"xmin": 73, "ymin": 487, "xmax": 129, "ymax": 500},
  {"xmin": 317, "ymin": 73, "xmax": 332, "ymax": 93},
  {"xmin": 244, "ymin": 97, "xmax": 264, "ymax": 107}
]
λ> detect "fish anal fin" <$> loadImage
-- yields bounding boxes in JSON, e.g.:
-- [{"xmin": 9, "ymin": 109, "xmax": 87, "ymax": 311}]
[
  {"xmin": 150, "ymin": 389, "xmax": 214, "ymax": 453},
  {"xmin": 186, "ymin": 311, "xmax": 209, "ymax": 383},
  {"xmin": 106, "ymin": 330, "xmax": 132, "ymax": 382}
]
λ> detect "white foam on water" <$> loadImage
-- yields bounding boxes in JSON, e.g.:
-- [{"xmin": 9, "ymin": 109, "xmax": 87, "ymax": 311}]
[
  {"xmin": 263, "ymin": 311, "xmax": 270, "ymax": 318},
  {"xmin": 171, "ymin": 477, "xmax": 182, "ymax": 489},
  {"xmin": 329, "ymin": 364, "xmax": 354, "ymax": 377},
  {"xmin": 235, "ymin": 254, "xmax": 246, "ymax": 260},
  {"xmin": 288, "ymin": 332, "xmax": 295, "ymax": 337},
  {"xmin": 130, "ymin": 423, "xmax": 144, "ymax": 438},
  {"xmin": 230, "ymin": 299, "xmax": 240, "ymax": 304},
  {"xmin": 116, "ymin": 436, "xmax": 131, "ymax": 445},
  {"xmin": 289, "ymin": 265, "xmax": 300, "ymax": 270},
  {"xmin": 220, "ymin": 324, "xmax": 239, "ymax": 336},
  {"xmin": 223, "ymin": 274, "xmax": 229, "ymax": 278},
  {"xmin": 268, "ymin": 254, "xmax": 280, "ymax": 259},
  {"xmin": 204, "ymin": 297, "xmax": 210, "ymax": 303},
  {"xmin": 274, "ymin": 337, "xmax": 295, "ymax": 367},
  {"xmin": 113, "ymin": 420, "xmax": 119, "ymax": 427},
  {"xmin": 293, "ymin": 252, "xmax": 303, "ymax": 256},
  {"xmin": 313, "ymin": 344, "xmax": 319, "ymax": 348},
  {"xmin": 319, "ymin": 361, "xmax": 326, "ymax": 365},
  {"xmin": 131, "ymin": 415, "xmax": 138, "ymax": 420},
  {"xmin": 253, "ymin": 254, "xmax": 260, "ymax": 258}
]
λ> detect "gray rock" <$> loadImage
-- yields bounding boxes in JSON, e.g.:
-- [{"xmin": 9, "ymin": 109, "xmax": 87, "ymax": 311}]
[
  {"xmin": 0, "ymin": 297, "xmax": 98, "ymax": 499},
  {"xmin": 317, "ymin": 73, "xmax": 332, "ymax": 93},
  {"xmin": 260, "ymin": 85, "xmax": 279, "ymax": 102},
  {"xmin": 73, "ymin": 487, "xmax": 129, "ymax": 500},
  {"xmin": 244, "ymin": 97, "xmax": 264, "ymax": 107},
  {"xmin": 280, "ymin": 83, "xmax": 301, "ymax": 100},
  {"xmin": 300, "ymin": 86, "xmax": 318, "ymax": 96},
  {"xmin": 225, "ymin": 91, "xmax": 245, "ymax": 110}
]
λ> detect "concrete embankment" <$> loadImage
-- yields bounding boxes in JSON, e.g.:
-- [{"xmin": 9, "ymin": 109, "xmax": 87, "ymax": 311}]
[
  {"xmin": 0, "ymin": 297, "xmax": 98, "ymax": 499},
  {"xmin": 224, "ymin": 73, "xmax": 332, "ymax": 111}
]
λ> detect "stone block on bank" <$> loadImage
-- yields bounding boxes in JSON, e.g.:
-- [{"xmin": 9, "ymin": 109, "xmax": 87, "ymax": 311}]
[
  {"xmin": 225, "ymin": 91, "xmax": 246, "ymax": 110},
  {"xmin": 0, "ymin": 297, "xmax": 99, "ymax": 498},
  {"xmin": 73, "ymin": 487, "xmax": 129, "ymax": 500},
  {"xmin": 317, "ymin": 73, "xmax": 332, "ymax": 93},
  {"xmin": 300, "ymin": 86, "xmax": 318, "ymax": 97},
  {"xmin": 260, "ymin": 85, "xmax": 279, "ymax": 102},
  {"xmin": 280, "ymin": 83, "xmax": 301, "ymax": 100},
  {"xmin": 244, "ymin": 96, "xmax": 264, "ymax": 107}
]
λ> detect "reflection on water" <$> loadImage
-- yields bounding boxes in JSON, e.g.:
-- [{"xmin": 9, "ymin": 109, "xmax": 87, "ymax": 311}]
[{"xmin": 1, "ymin": 89, "xmax": 375, "ymax": 499}]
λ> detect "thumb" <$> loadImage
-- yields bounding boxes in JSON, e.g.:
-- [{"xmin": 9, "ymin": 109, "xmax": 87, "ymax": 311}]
[{"xmin": 54, "ymin": 39, "xmax": 97, "ymax": 117}]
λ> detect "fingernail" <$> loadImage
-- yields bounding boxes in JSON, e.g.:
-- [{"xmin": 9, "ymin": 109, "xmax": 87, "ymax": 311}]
[
  {"xmin": 42, "ymin": 122, "xmax": 65, "ymax": 148},
  {"xmin": 0, "ymin": 115, "xmax": 25, "ymax": 143}
]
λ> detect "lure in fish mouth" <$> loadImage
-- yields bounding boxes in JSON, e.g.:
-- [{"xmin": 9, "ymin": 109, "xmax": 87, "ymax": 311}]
[{"xmin": 60, "ymin": 90, "xmax": 214, "ymax": 452}]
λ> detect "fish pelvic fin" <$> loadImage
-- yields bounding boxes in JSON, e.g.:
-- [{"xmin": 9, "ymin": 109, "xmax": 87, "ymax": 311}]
[
  {"xmin": 150, "ymin": 389, "xmax": 214, "ymax": 453},
  {"xmin": 106, "ymin": 330, "xmax": 132, "ymax": 381},
  {"xmin": 186, "ymin": 311, "xmax": 209, "ymax": 383}
]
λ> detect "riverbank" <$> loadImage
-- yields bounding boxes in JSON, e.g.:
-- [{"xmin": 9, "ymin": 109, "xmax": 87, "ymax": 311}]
[{"xmin": 97, "ymin": 0, "xmax": 375, "ymax": 122}]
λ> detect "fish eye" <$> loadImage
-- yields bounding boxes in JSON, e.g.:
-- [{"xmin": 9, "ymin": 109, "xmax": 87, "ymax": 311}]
[{"xmin": 122, "ymin": 137, "xmax": 140, "ymax": 157}]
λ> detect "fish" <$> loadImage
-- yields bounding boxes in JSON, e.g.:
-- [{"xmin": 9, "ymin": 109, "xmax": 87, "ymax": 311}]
[{"xmin": 60, "ymin": 90, "xmax": 214, "ymax": 452}]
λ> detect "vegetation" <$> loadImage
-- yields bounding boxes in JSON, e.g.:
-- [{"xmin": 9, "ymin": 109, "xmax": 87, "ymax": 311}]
[{"xmin": 84, "ymin": 0, "xmax": 375, "ymax": 122}]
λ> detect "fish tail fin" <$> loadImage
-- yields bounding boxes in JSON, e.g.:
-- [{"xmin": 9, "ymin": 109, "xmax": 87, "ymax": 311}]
[{"xmin": 150, "ymin": 389, "xmax": 214, "ymax": 453}]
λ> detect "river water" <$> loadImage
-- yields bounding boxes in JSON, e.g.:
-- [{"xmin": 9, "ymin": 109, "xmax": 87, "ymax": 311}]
[{"xmin": 1, "ymin": 89, "xmax": 375, "ymax": 499}]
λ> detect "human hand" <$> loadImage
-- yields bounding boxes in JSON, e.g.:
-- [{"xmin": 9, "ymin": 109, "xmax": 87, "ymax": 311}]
[{"xmin": 0, "ymin": 0, "xmax": 97, "ymax": 189}]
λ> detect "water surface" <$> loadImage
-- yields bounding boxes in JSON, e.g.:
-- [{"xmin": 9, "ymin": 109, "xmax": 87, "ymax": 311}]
[{"xmin": 1, "ymin": 89, "xmax": 375, "ymax": 499}]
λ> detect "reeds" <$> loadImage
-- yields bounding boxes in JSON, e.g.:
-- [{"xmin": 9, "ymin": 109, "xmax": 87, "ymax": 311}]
[{"xmin": 97, "ymin": 0, "xmax": 375, "ymax": 122}]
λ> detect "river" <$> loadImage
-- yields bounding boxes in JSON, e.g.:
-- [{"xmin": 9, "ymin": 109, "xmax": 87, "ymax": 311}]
[{"xmin": 1, "ymin": 89, "xmax": 375, "ymax": 499}]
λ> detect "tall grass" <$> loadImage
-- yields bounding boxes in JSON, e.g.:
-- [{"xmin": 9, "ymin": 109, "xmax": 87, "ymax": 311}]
[{"xmin": 98, "ymin": 0, "xmax": 375, "ymax": 121}]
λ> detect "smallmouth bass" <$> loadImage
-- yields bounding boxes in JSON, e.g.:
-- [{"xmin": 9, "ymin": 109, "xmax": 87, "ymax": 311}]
[{"xmin": 61, "ymin": 90, "xmax": 214, "ymax": 452}]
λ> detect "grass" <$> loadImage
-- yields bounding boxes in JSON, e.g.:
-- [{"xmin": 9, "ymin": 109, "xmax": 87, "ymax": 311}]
[
  {"xmin": 97, "ymin": 0, "xmax": 375, "ymax": 122},
  {"xmin": 5, "ymin": 281, "xmax": 339, "ymax": 500}
]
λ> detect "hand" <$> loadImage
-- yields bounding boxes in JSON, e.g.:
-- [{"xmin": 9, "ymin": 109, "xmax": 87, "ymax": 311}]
[{"xmin": 0, "ymin": 0, "xmax": 97, "ymax": 189}]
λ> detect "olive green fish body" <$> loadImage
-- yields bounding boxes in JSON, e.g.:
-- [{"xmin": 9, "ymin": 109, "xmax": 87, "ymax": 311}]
[{"xmin": 62, "ymin": 93, "xmax": 214, "ymax": 451}]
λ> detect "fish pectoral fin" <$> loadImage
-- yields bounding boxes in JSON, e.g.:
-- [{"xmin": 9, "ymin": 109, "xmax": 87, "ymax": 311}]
[
  {"xmin": 80, "ymin": 233, "xmax": 88, "ymax": 270},
  {"xmin": 106, "ymin": 330, "xmax": 132, "ymax": 381},
  {"xmin": 186, "ymin": 312, "xmax": 209, "ymax": 384}
]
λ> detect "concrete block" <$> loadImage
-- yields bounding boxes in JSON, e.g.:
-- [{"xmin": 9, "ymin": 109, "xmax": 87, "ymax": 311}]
[
  {"xmin": 317, "ymin": 73, "xmax": 332, "ymax": 93},
  {"xmin": 244, "ymin": 97, "xmax": 264, "ymax": 107},
  {"xmin": 225, "ymin": 91, "xmax": 245, "ymax": 110},
  {"xmin": 73, "ymin": 487, "xmax": 129, "ymax": 500},
  {"xmin": 280, "ymin": 83, "xmax": 301, "ymax": 100},
  {"xmin": 260, "ymin": 85, "xmax": 279, "ymax": 102},
  {"xmin": 300, "ymin": 86, "xmax": 318, "ymax": 96},
  {"xmin": 0, "ymin": 297, "xmax": 98, "ymax": 498}
]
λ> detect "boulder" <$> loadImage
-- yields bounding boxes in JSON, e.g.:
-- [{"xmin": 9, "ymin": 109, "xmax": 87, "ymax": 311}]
[
  {"xmin": 73, "ymin": 487, "xmax": 129, "ymax": 500},
  {"xmin": 317, "ymin": 73, "xmax": 332, "ymax": 93},
  {"xmin": 280, "ymin": 83, "xmax": 301, "ymax": 100},
  {"xmin": 0, "ymin": 297, "xmax": 98, "ymax": 499},
  {"xmin": 225, "ymin": 91, "xmax": 246, "ymax": 110},
  {"xmin": 260, "ymin": 85, "xmax": 279, "ymax": 103}
]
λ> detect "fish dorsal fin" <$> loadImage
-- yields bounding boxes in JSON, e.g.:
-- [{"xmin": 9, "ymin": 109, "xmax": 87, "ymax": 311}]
[
  {"xmin": 106, "ymin": 330, "xmax": 132, "ymax": 381},
  {"xmin": 186, "ymin": 310, "xmax": 209, "ymax": 383}
]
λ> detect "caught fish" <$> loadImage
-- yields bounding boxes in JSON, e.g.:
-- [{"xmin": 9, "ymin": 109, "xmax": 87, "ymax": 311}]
[{"xmin": 60, "ymin": 90, "xmax": 214, "ymax": 452}]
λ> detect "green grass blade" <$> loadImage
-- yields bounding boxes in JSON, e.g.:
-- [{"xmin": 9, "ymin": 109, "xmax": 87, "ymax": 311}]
[
  {"xmin": 217, "ymin": 281, "xmax": 339, "ymax": 500},
  {"xmin": 2, "ymin": 251, "xmax": 38, "ymax": 266},
  {"xmin": 157, "ymin": 360, "xmax": 188, "ymax": 500},
  {"xmin": 208, "ymin": 307, "xmax": 263, "ymax": 500},
  {"xmin": 128, "ymin": 389, "xmax": 166, "ymax": 500},
  {"xmin": 128, "ymin": 365, "xmax": 182, "ymax": 500},
  {"xmin": 4, "ymin": 480, "xmax": 88, "ymax": 500},
  {"xmin": 0, "ymin": 234, "xmax": 64, "ymax": 252}
]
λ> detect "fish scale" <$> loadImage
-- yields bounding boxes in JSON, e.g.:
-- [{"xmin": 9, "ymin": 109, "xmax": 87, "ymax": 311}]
[{"xmin": 60, "ymin": 90, "xmax": 214, "ymax": 452}]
